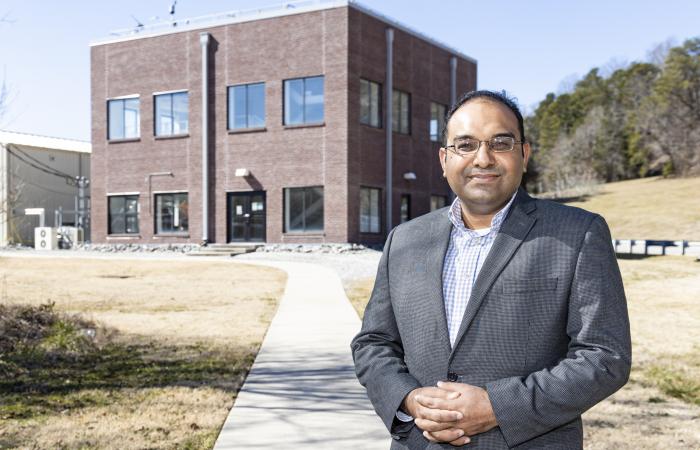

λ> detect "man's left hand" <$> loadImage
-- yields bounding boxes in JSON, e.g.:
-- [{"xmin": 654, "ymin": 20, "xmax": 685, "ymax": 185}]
[{"xmin": 414, "ymin": 381, "xmax": 499, "ymax": 446}]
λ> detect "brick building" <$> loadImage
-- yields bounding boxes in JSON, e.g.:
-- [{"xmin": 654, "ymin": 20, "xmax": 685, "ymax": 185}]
[{"xmin": 89, "ymin": 0, "xmax": 476, "ymax": 245}]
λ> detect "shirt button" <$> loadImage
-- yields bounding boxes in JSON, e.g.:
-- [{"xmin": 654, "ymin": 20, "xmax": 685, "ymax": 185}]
[{"xmin": 447, "ymin": 372, "xmax": 458, "ymax": 382}]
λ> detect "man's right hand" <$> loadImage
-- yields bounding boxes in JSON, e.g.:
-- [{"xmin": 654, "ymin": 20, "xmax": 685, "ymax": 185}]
[{"xmin": 402, "ymin": 387, "xmax": 464, "ymax": 433}]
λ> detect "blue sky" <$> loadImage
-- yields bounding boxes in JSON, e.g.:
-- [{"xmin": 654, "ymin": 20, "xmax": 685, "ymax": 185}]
[{"xmin": 0, "ymin": 0, "xmax": 699, "ymax": 141}]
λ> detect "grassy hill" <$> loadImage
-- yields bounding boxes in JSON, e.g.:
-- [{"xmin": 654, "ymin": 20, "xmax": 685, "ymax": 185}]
[{"xmin": 563, "ymin": 176, "xmax": 700, "ymax": 240}]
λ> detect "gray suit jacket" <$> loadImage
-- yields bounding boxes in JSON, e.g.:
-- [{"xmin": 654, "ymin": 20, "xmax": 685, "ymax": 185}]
[{"xmin": 351, "ymin": 188, "xmax": 631, "ymax": 449}]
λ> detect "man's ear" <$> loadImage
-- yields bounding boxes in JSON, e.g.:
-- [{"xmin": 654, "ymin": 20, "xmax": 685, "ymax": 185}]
[
  {"xmin": 522, "ymin": 142, "xmax": 531, "ymax": 172},
  {"xmin": 439, "ymin": 147, "xmax": 447, "ymax": 175}
]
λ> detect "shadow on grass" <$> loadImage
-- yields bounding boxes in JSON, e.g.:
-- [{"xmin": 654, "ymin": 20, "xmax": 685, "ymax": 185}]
[
  {"xmin": 0, "ymin": 303, "xmax": 256, "ymax": 421},
  {"xmin": 615, "ymin": 253, "xmax": 656, "ymax": 260},
  {"xmin": 1, "ymin": 341, "xmax": 255, "ymax": 420}
]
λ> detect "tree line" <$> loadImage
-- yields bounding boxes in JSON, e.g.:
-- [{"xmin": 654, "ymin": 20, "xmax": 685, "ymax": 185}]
[{"xmin": 524, "ymin": 38, "xmax": 700, "ymax": 195}]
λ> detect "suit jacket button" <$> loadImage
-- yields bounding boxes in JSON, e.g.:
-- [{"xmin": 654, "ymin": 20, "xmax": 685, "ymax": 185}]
[{"xmin": 447, "ymin": 372, "xmax": 458, "ymax": 382}]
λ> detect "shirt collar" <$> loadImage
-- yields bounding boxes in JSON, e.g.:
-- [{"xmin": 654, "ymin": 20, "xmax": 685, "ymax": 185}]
[{"xmin": 448, "ymin": 189, "xmax": 518, "ymax": 236}]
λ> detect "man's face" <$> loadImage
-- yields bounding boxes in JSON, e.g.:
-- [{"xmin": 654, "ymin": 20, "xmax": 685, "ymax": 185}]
[{"xmin": 439, "ymin": 99, "xmax": 531, "ymax": 216}]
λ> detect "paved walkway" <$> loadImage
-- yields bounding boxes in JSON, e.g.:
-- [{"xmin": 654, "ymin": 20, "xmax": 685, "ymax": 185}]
[{"xmin": 213, "ymin": 260, "xmax": 388, "ymax": 449}]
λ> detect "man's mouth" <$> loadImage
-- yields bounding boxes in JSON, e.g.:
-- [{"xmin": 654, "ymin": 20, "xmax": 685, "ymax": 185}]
[{"xmin": 467, "ymin": 172, "xmax": 500, "ymax": 181}]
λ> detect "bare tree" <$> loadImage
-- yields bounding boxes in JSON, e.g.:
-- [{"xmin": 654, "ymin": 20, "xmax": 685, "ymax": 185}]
[{"xmin": 646, "ymin": 38, "xmax": 677, "ymax": 67}]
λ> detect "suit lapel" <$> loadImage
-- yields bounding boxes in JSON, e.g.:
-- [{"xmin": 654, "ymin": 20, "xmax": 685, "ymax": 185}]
[
  {"xmin": 449, "ymin": 189, "xmax": 537, "ymax": 361},
  {"xmin": 425, "ymin": 209, "xmax": 453, "ymax": 356}
]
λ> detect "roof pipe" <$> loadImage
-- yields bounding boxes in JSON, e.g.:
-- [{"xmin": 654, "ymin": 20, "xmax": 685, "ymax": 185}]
[
  {"xmin": 200, "ymin": 32, "xmax": 210, "ymax": 244},
  {"xmin": 385, "ymin": 27, "xmax": 394, "ymax": 235}
]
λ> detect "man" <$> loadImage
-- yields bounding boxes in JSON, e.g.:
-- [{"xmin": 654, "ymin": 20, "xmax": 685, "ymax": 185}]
[{"xmin": 351, "ymin": 90, "xmax": 631, "ymax": 449}]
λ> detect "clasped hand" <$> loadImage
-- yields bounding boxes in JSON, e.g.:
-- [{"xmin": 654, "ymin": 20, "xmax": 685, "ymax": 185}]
[{"xmin": 402, "ymin": 381, "xmax": 498, "ymax": 446}]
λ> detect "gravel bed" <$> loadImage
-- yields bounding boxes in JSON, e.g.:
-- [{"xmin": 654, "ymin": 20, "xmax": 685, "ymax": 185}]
[
  {"xmin": 0, "ymin": 243, "xmax": 383, "ymax": 282},
  {"xmin": 235, "ymin": 249, "xmax": 382, "ymax": 283}
]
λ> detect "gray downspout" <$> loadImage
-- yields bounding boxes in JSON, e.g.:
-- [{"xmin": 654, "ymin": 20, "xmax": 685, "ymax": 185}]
[
  {"xmin": 200, "ymin": 32, "xmax": 210, "ymax": 244},
  {"xmin": 385, "ymin": 28, "xmax": 394, "ymax": 235},
  {"xmin": 450, "ymin": 56, "xmax": 458, "ymax": 107},
  {"xmin": 449, "ymin": 56, "xmax": 458, "ymax": 203}
]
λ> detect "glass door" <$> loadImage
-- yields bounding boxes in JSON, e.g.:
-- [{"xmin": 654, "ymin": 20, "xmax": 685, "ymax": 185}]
[{"xmin": 227, "ymin": 191, "xmax": 266, "ymax": 242}]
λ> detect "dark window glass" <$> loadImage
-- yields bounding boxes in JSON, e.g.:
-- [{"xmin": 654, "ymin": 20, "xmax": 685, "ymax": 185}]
[
  {"xmin": 228, "ymin": 83, "xmax": 266, "ymax": 129},
  {"xmin": 392, "ymin": 89, "xmax": 410, "ymax": 134},
  {"xmin": 284, "ymin": 187, "xmax": 324, "ymax": 232},
  {"xmin": 108, "ymin": 98, "xmax": 140, "ymax": 140},
  {"xmin": 155, "ymin": 91, "xmax": 188, "ymax": 136},
  {"xmin": 430, "ymin": 102, "xmax": 446, "ymax": 142},
  {"xmin": 284, "ymin": 76, "xmax": 324, "ymax": 125},
  {"xmin": 360, "ymin": 79, "xmax": 382, "ymax": 128},
  {"xmin": 360, "ymin": 187, "xmax": 381, "ymax": 233},
  {"xmin": 430, "ymin": 195, "xmax": 448, "ymax": 211},
  {"xmin": 400, "ymin": 194, "xmax": 411, "ymax": 223},
  {"xmin": 155, "ymin": 193, "xmax": 188, "ymax": 234},
  {"xmin": 108, "ymin": 195, "xmax": 139, "ymax": 234}
]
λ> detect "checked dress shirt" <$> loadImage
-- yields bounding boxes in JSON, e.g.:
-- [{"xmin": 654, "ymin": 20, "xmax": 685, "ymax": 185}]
[{"xmin": 442, "ymin": 190, "xmax": 517, "ymax": 347}]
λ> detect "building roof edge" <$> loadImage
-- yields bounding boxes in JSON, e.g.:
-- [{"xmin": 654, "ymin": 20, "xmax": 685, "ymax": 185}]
[
  {"xmin": 0, "ymin": 130, "xmax": 92, "ymax": 154},
  {"xmin": 89, "ymin": 0, "xmax": 477, "ymax": 64}
]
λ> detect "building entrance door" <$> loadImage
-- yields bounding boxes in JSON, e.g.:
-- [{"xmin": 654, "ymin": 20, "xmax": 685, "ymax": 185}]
[{"xmin": 227, "ymin": 191, "xmax": 266, "ymax": 242}]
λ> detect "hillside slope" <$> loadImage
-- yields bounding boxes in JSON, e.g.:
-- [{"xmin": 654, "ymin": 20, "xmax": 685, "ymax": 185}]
[{"xmin": 563, "ymin": 176, "xmax": 700, "ymax": 240}]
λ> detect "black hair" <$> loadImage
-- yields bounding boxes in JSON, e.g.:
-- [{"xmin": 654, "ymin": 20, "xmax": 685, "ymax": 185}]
[{"xmin": 441, "ymin": 90, "xmax": 525, "ymax": 146}]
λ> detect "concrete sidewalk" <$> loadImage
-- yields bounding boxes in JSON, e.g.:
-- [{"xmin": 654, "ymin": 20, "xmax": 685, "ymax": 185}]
[{"xmin": 213, "ymin": 260, "xmax": 388, "ymax": 449}]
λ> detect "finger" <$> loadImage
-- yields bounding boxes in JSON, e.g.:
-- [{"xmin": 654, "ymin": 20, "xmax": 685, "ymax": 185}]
[
  {"xmin": 417, "ymin": 405, "xmax": 463, "ymax": 423},
  {"xmin": 416, "ymin": 394, "xmax": 461, "ymax": 412},
  {"xmin": 415, "ymin": 418, "xmax": 456, "ymax": 432},
  {"xmin": 437, "ymin": 381, "xmax": 464, "ymax": 392},
  {"xmin": 423, "ymin": 430, "xmax": 439, "ymax": 443},
  {"xmin": 426, "ymin": 428, "xmax": 464, "ymax": 443},
  {"xmin": 417, "ymin": 388, "xmax": 461, "ymax": 399},
  {"xmin": 449, "ymin": 436, "xmax": 471, "ymax": 446}
]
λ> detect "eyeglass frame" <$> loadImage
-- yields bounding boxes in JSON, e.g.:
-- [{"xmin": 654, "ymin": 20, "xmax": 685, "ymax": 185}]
[{"xmin": 443, "ymin": 134, "xmax": 525, "ymax": 156}]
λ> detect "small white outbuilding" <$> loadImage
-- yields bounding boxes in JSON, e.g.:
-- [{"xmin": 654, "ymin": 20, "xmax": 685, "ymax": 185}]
[{"xmin": 0, "ymin": 130, "xmax": 91, "ymax": 246}]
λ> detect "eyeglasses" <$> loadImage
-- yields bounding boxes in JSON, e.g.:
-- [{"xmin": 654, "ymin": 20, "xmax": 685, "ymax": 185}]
[{"xmin": 444, "ymin": 135, "xmax": 523, "ymax": 156}]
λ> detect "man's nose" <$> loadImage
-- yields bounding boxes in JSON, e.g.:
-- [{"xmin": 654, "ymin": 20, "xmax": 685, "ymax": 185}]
[{"xmin": 472, "ymin": 142, "xmax": 495, "ymax": 168}]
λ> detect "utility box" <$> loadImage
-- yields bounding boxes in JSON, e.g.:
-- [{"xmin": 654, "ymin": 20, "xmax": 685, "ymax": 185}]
[
  {"xmin": 59, "ymin": 226, "xmax": 84, "ymax": 248},
  {"xmin": 35, "ymin": 227, "xmax": 58, "ymax": 250}
]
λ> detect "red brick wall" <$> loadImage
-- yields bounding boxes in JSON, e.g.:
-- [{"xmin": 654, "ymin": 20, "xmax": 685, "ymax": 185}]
[
  {"xmin": 91, "ymin": 8, "xmax": 349, "ymax": 244},
  {"xmin": 90, "ymin": 5, "xmax": 476, "ymax": 245},
  {"xmin": 347, "ymin": 8, "xmax": 477, "ymax": 245}
]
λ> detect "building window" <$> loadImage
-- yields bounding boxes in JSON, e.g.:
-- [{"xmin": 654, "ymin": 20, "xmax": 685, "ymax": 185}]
[
  {"xmin": 154, "ymin": 91, "xmax": 189, "ymax": 136},
  {"xmin": 392, "ymin": 89, "xmax": 411, "ymax": 134},
  {"xmin": 228, "ymin": 83, "xmax": 265, "ymax": 130},
  {"xmin": 360, "ymin": 187, "xmax": 381, "ymax": 233},
  {"xmin": 430, "ymin": 102, "xmax": 447, "ymax": 142},
  {"xmin": 155, "ymin": 193, "xmax": 188, "ymax": 234},
  {"xmin": 108, "ymin": 97, "xmax": 140, "ymax": 140},
  {"xmin": 360, "ymin": 79, "xmax": 382, "ymax": 128},
  {"xmin": 430, "ymin": 195, "xmax": 447, "ymax": 211},
  {"xmin": 108, "ymin": 195, "xmax": 139, "ymax": 234},
  {"xmin": 400, "ymin": 194, "xmax": 411, "ymax": 223},
  {"xmin": 284, "ymin": 187, "xmax": 323, "ymax": 232},
  {"xmin": 284, "ymin": 76, "xmax": 324, "ymax": 125}
]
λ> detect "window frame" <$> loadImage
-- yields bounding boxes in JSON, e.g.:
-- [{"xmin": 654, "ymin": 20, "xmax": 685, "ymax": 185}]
[
  {"xmin": 430, "ymin": 194, "xmax": 448, "ymax": 211},
  {"xmin": 154, "ymin": 192, "xmax": 189, "ymax": 235},
  {"xmin": 359, "ymin": 186, "xmax": 382, "ymax": 234},
  {"xmin": 283, "ymin": 75, "xmax": 325, "ymax": 126},
  {"xmin": 400, "ymin": 194, "xmax": 411, "ymax": 223},
  {"xmin": 430, "ymin": 101, "xmax": 447, "ymax": 142},
  {"xmin": 107, "ymin": 194, "xmax": 140, "ymax": 235},
  {"xmin": 153, "ymin": 90, "xmax": 189, "ymax": 137},
  {"xmin": 283, "ymin": 186, "xmax": 324, "ymax": 233},
  {"xmin": 227, "ymin": 82, "xmax": 266, "ymax": 131},
  {"xmin": 360, "ymin": 78, "xmax": 382, "ymax": 129},
  {"xmin": 392, "ymin": 89, "xmax": 411, "ymax": 135},
  {"xmin": 107, "ymin": 95, "xmax": 140, "ymax": 141}
]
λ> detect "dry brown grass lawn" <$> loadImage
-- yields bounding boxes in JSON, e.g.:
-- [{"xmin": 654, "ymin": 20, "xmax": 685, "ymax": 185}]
[
  {"xmin": 346, "ymin": 257, "xmax": 700, "ymax": 449},
  {"xmin": 564, "ymin": 176, "xmax": 700, "ymax": 240},
  {"xmin": 0, "ymin": 256, "xmax": 287, "ymax": 450}
]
